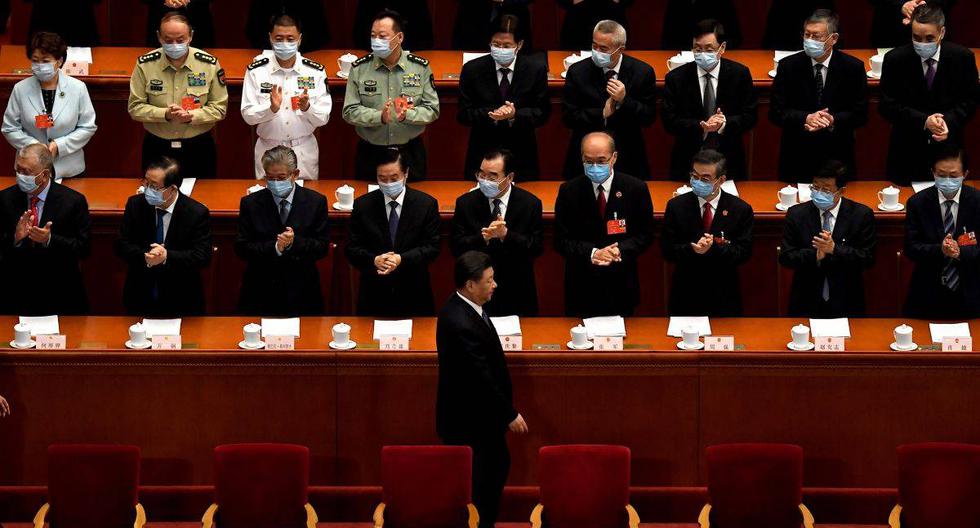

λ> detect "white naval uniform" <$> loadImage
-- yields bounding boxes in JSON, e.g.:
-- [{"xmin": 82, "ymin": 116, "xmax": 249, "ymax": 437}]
[{"xmin": 241, "ymin": 51, "xmax": 331, "ymax": 180}]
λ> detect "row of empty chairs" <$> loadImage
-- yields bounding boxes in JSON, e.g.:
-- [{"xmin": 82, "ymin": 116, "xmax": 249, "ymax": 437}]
[{"xmin": 30, "ymin": 442, "xmax": 980, "ymax": 528}]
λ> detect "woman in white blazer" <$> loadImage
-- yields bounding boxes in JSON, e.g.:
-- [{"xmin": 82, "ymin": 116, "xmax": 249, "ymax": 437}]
[{"xmin": 2, "ymin": 32, "xmax": 97, "ymax": 179}]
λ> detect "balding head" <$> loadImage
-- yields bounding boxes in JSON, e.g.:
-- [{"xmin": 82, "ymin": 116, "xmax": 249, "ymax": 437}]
[{"xmin": 581, "ymin": 132, "xmax": 617, "ymax": 161}]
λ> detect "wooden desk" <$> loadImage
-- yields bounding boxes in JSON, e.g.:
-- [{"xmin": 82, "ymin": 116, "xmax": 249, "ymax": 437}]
[
  {"xmin": 0, "ymin": 48, "xmax": 977, "ymax": 182},
  {"xmin": 1, "ymin": 315, "xmax": 978, "ymax": 491},
  {"xmin": 2, "ymin": 177, "xmax": 955, "ymax": 317}
]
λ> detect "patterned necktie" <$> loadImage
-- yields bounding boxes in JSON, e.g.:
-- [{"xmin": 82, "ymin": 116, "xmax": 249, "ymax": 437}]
[
  {"xmin": 942, "ymin": 200, "xmax": 960, "ymax": 291},
  {"xmin": 491, "ymin": 198, "xmax": 502, "ymax": 220},
  {"xmin": 29, "ymin": 197, "xmax": 39, "ymax": 227},
  {"xmin": 822, "ymin": 210, "xmax": 833, "ymax": 302},
  {"xmin": 702, "ymin": 203, "xmax": 714, "ymax": 232},
  {"xmin": 388, "ymin": 201, "xmax": 400, "ymax": 245},
  {"xmin": 499, "ymin": 68, "xmax": 511, "ymax": 100},
  {"xmin": 925, "ymin": 58, "xmax": 937, "ymax": 90},
  {"xmin": 278, "ymin": 199, "xmax": 289, "ymax": 225},
  {"xmin": 702, "ymin": 72, "xmax": 716, "ymax": 118},
  {"xmin": 814, "ymin": 63, "xmax": 825, "ymax": 106}
]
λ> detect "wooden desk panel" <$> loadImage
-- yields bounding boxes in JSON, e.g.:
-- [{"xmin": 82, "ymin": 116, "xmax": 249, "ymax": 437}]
[{"xmin": 1, "ymin": 316, "xmax": 978, "ymax": 488}]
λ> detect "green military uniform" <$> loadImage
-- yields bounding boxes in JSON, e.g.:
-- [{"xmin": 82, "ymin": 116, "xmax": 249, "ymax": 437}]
[
  {"xmin": 342, "ymin": 50, "xmax": 440, "ymax": 180},
  {"xmin": 128, "ymin": 47, "xmax": 228, "ymax": 178}
]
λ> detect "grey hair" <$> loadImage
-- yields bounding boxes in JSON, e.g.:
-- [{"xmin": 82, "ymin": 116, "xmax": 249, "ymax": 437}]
[
  {"xmin": 805, "ymin": 9, "xmax": 839, "ymax": 35},
  {"xmin": 261, "ymin": 145, "xmax": 299, "ymax": 173},
  {"xmin": 582, "ymin": 131, "xmax": 617, "ymax": 153},
  {"xmin": 16, "ymin": 143, "xmax": 53, "ymax": 171},
  {"xmin": 593, "ymin": 20, "xmax": 627, "ymax": 48}
]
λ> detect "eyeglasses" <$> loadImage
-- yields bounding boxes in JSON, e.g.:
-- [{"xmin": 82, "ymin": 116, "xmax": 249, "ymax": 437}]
[
  {"xmin": 808, "ymin": 184, "xmax": 840, "ymax": 194},
  {"xmin": 475, "ymin": 171, "xmax": 508, "ymax": 182},
  {"xmin": 688, "ymin": 172, "xmax": 716, "ymax": 184}
]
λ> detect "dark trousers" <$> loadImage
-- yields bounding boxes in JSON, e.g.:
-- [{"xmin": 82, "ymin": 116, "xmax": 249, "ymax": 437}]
[
  {"xmin": 445, "ymin": 434, "xmax": 510, "ymax": 528},
  {"xmin": 141, "ymin": 132, "xmax": 217, "ymax": 179},
  {"xmin": 355, "ymin": 136, "xmax": 427, "ymax": 181}
]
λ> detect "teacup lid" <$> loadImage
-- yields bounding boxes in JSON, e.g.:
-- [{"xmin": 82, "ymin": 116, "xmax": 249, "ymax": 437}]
[
  {"xmin": 340, "ymin": 52, "xmax": 358, "ymax": 61},
  {"xmin": 244, "ymin": 322, "xmax": 261, "ymax": 331},
  {"xmin": 781, "ymin": 186, "xmax": 798, "ymax": 193},
  {"xmin": 337, "ymin": 184, "xmax": 354, "ymax": 191},
  {"xmin": 14, "ymin": 322, "xmax": 29, "ymax": 331},
  {"xmin": 882, "ymin": 185, "xmax": 900, "ymax": 193},
  {"xmin": 131, "ymin": 322, "xmax": 145, "ymax": 330},
  {"xmin": 333, "ymin": 322, "xmax": 351, "ymax": 331},
  {"xmin": 896, "ymin": 324, "xmax": 912, "ymax": 331},
  {"xmin": 793, "ymin": 324, "xmax": 809, "ymax": 331}
]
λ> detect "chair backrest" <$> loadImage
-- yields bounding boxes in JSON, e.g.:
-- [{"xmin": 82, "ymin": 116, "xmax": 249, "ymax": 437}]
[
  {"xmin": 381, "ymin": 445, "xmax": 473, "ymax": 528},
  {"xmin": 538, "ymin": 445, "xmax": 631, "ymax": 528},
  {"xmin": 897, "ymin": 442, "xmax": 980, "ymax": 528},
  {"xmin": 47, "ymin": 444, "xmax": 141, "ymax": 528},
  {"xmin": 213, "ymin": 443, "xmax": 310, "ymax": 528},
  {"xmin": 706, "ymin": 443, "xmax": 803, "ymax": 528}
]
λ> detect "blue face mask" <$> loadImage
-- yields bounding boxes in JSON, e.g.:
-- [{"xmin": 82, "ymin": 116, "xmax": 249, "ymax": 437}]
[
  {"xmin": 266, "ymin": 179, "xmax": 293, "ymax": 198},
  {"xmin": 803, "ymin": 38, "xmax": 828, "ymax": 59},
  {"xmin": 693, "ymin": 51, "xmax": 719, "ymax": 72},
  {"xmin": 371, "ymin": 37, "xmax": 394, "ymax": 59},
  {"xmin": 31, "ymin": 62, "xmax": 57, "ymax": 82},
  {"xmin": 16, "ymin": 172, "xmax": 39, "ymax": 194},
  {"xmin": 811, "ymin": 190, "xmax": 837, "ymax": 211},
  {"xmin": 913, "ymin": 40, "xmax": 940, "ymax": 60},
  {"xmin": 378, "ymin": 179, "xmax": 405, "ymax": 199},
  {"xmin": 162, "ymin": 42, "xmax": 189, "ymax": 60},
  {"xmin": 935, "ymin": 176, "xmax": 964, "ymax": 198},
  {"xmin": 272, "ymin": 41, "xmax": 299, "ymax": 61},
  {"xmin": 591, "ymin": 48, "xmax": 618, "ymax": 69},
  {"xmin": 144, "ymin": 186, "xmax": 166, "ymax": 207},
  {"xmin": 584, "ymin": 163, "xmax": 611, "ymax": 184},
  {"xmin": 490, "ymin": 46, "xmax": 516, "ymax": 67},
  {"xmin": 478, "ymin": 178, "xmax": 505, "ymax": 199},
  {"xmin": 690, "ymin": 178, "xmax": 716, "ymax": 199}
]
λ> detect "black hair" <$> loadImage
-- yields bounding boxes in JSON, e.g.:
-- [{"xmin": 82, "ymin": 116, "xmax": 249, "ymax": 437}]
[
  {"xmin": 376, "ymin": 148, "xmax": 409, "ymax": 174},
  {"xmin": 27, "ymin": 31, "xmax": 67, "ymax": 63},
  {"xmin": 269, "ymin": 14, "xmax": 302, "ymax": 33},
  {"xmin": 455, "ymin": 251, "xmax": 493, "ymax": 289},
  {"xmin": 482, "ymin": 149, "xmax": 515, "ymax": 176},
  {"xmin": 490, "ymin": 14, "xmax": 525, "ymax": 43},
  {"xmin": 932, "ymin": 144, "xmax": 969, "ymax": 172},
  {"xmin": 374, "ymin": 9, "xmax": 405, "ymax": 34},
  {"xmin": 145, "ymin": 157, "xmax": 182, "ymax": 189},
  {"xmin": 813, "ymin": 160, "xmax": 848, "ymax": 189},
  {"xmin": 692, "ymin": 149, "xmax": 728, "ymax": 178},
  {"xmin": 693, "ymin": 19, "xmax": 726, "ymax": 45}
]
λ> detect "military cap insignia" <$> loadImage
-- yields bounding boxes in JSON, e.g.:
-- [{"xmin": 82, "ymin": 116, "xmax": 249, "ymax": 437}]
[
  {"xmin": 194, "ymin": 51, "xmax": 217, "ymax": 65},
  {"xmin": 301, "ymin": 58, "xmax": 324, "ymax": 71},
  {"xmin": 138, "ymin": 51, "xmax": 161, "ymax": 64},
  {"xmin": 248, "ymin": 57, "xmax": 270, "ymax": 71},
  {"xmin": 407, "ymin": 53, "xmax": 429, "ymax": 66},
  {"xmin": 352, "ymin": 53, "xmax": 373, "ymax": 67}
]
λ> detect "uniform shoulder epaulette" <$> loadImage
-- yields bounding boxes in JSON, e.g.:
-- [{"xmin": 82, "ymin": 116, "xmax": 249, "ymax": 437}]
[
  {"xmin": 194, "ymin": 51, "xmax": 217, "ymax": 65},
  {"xmin": 138, "ymin": 51, "xmax": 161, "ymax": 64},
  {"xmin": 247, "ymin": 57, "xmax": 269, "ymax": 71},
  {"xmin": 407, "ymin": 53, "xmax": 428, "ymax": 66},
  {"xmin": 301, "ymin": 57, "xmax": 324, "ymax": 71},
  {"xmin": 352, "ymin": 53, "xmax": 373, "ymax": 67}
]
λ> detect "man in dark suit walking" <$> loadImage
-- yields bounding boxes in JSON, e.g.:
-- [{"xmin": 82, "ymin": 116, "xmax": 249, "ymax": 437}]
[
  {"xmin": 452, "ymin": 149, "xmax": 543, "ymax": 316},
  {"xmin": 458, "ymin": 14, "xmax": 551, "ymax": 181},
  {"xmin": 662, "ymin": 149, "xmax": 753, "ymax": 316},
  {"xmin": 555, "ymin": 132, "xmax": 654, "ymax": 317},
  {"xmin": 663, "ymin": 19, "xmax": 757, "ymax": 181},
  {"xmin": 0, "ymin": 144, "xmax": 90, "ymax": 315},
  {"xmin": 346, "ymin": 148, "xmax": 441, "ymax": 317},
  {"xmin": 904, "ymin": 146, "xmax": 980, "ymax": 319},
  {"xmin": 770, "ymin": 9, "xmax": 868, "ymax": 183},
  {"xmin": 235, "ymin": 146, "xmax": 331, "ymax": 316},
  {"xmin": 880, "ymin": 3, "xmax": 978, "ymax": 186},
  {"xmin": 116, "ymin": 157, "xmax": 212, "ymax": 317},
  {"xmin": 780, "ymin": 160, "xmax": 877, "ymax": 317},
  {"xmin": 562, "ymin": 19, "xmax": 656, "ymax": 180},
  {"xmin": 437, "ymin": 251, "xmax": 527, "ymax": 528}
]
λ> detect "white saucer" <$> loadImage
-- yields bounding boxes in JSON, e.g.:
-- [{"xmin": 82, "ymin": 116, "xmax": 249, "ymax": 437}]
[
  {"xmin": 768, "ymin": 69, "xmax": 778, "ymax": 78},
  {"xmin": 866, "ymin": 71, "xmax": 881, "ymax": 79},
  {"xmin": 560, "ymin": 71, "xmax": 568, "ymax": 79},
  {"xmin": 9, "ymin": 339, "xmax": 35, "ymax": 349},
  {"xmin": 332, "ymin": 202, "xmax": 353, "ymax": 212},
  {"xmin": 567, "ymin": 340, "xmax": 593, "ymax": 350},
  {"xmin": 329, "ymin": 340, "xmax": 357, "ymax": 350},
  {"xmin": 337, "ymin": 71, "xmax": 349, "ymax": 79},
  {"xmin": 775, "ymin": 203, "xmax": 794, "ymax": 211},
  {"xmin": 890, "ymin": 341, "xmax": 918, "ymax": 351},
  {"xmin": 878, "ymin": 203, "xmax": 904, "ymax": 212},
  {"xmin": 238, "ymin": 340, "xmax": 266, "ymax": 350},
  {"xmin": 677, "ymin": 340, "xmax": 704, "ymax": 350},
  {"xmin": 787, "ymin": 341, "xmax": 815, "ymax": 351},
  {"xmin": 125, "ymin": 339, "xmax": 152, "ymax": 350}
]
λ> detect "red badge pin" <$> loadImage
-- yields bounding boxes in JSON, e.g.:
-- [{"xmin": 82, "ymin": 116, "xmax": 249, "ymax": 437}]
[
  {"xmin": 615, "ymin": 191, "xmax": 623, "ymax": 198},
  {"xmin": 722, "ymin": 210, "xmax": 729, "ymax": 216}
]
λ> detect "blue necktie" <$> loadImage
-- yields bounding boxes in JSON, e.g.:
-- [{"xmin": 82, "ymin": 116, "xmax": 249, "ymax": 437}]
[
  {"xmin": 942, "ymin": 200, "xmax": 960, "ymax": 291},
  {"xmin": 388, "ymin": 201, "xmax": 399, "ymax": 245},
  {"xmin": 481, "ymin": 309, "xmax": 491, "ymax": 327},
  {"xmin": 822, "ymin": 211, "xmax": 833, "ymax": 301},
  {"xmin": 155, "ymin": 209, "xmax": 166, "ymax": 244}
]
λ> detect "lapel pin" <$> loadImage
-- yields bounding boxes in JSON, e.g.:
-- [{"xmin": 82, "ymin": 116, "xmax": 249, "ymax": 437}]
[
  {"xmin": 722, "ymin": 210, "xmax": 728, "ymax": 216},
  {"xmin": 615, "ymin": 191, "xmax": 623, "ymax": 198}
]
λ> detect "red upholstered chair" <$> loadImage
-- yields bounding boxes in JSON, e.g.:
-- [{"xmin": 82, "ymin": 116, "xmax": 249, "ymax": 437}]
[
  {"xmin": 700, "ymin": 443, "xmax": 814, "ymax": 528},
  {"xmin": 531, "ymin": 445, "xmax": 639, "ymax": 528},
  {"xmin": 34, "ymin": 444, "xmax": 145, "ymax": 528},
  {"xmin": 373, "ymin": 445, "xmax": 478, "ymax": 528},
  {"xmin": 890, "ymin": 442, "xmax": 980, "ymax": 528},
  {"xmin": 203, "ymin": 443, "xmax": 317, "ymax": 528}
]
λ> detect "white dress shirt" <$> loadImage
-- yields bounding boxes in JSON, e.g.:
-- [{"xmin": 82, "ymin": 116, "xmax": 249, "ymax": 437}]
[
  {"xmin": 385, "ymin": 186, "xmax": 407, "ymax": 219},
  {"xmin": 488, "ymin": 184, "xmax": 512, "ymax": 219},
  {"xmin": 939, "ymin": 186, "xmax": 961, "ymax": 228},
  {"xmin": 496, "ymin": 56, "xmax": 517, "ymax": 85},
  {"xmin": 811, "ymin": 51, "xmax": 833, "ymax": 83},
  {"xmin": 817, "ymin": 198, "xmax": 842, "ymax": 235},
  {"xmin": 921, "ymin": 45, "xmax": 942, "ymax": 75},
  {"xmin": 603, "ymin": 55, "xmax": 623, "ymax": 79},
  {"xmin": 697, "ymin": 190, "xmax": 723, "ymax": 227}
]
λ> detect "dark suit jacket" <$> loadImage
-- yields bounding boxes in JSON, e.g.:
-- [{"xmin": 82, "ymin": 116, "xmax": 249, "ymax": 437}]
[
  {"xmin": 345, "ymin": 187, "xmax": 441, "ymax": 317},
  {"xmin": 662, "ymin": 0, "xmax": 742, "ymax": 50},
  {"xmin": 453, "ymin": 0, "xmax": 534, "ymax": 51},
  {"xmin": 0, "ymin": 182, "xmax": 90, "ymax": 315},
  {"xmin": 554, "ymin": 172, "xmax": 654, "ymax": 317},
  {"xmin": 557, "ymin": 0, "xmax": 633, "ymax": 51},
  {"xmin": 235, "ymin": 186, "xmax": 331, "ymax": 316},
  {"xmin": 562, "ymin": 55, "xmax": 657, "ymax": 179},
  {"xmin": 661, "ymin": 190, "xmax": 753, "ymax": 316},
  {"xmin": 458, "ymin": 53, "xmax": 551, "ymax": 181},
  {"xmin": 770, "ymin": 50, "xmax": 869, "ymax": 182},
  {"xmin": 904, "ymin": 185, "xmax": 980, "ymax": 318},
  {"xmin": 663, "ymin": 58, "xmax": 758, "ymax": 181},
  {"xmin": 353, "ymin": 0, "xmax": 434, "ymax": 51},
  {"xmin": 880, "ymin": 42, "xmax": 979, "ymax": 185},
  {"xmin": 451, "ymin": 186, "xmax": 543, "ymax": 316},
  {"xmin": 436, "ymin": 293, "xmax": 516, "ymax": 442},
  {"xmin": 115, "ymin": 194, "xmax": 212, "ymax": 318},
  {"xmin": 246, "ymin": 0, "xmax": 330, "ymax": 52},
  {"xmin": 869, "ymin": 0, "xmax": 956, "ymax": 48},
  {"xmin": 779, "ymin": 198, "xmax": 877, "ymax": 318},
  {"xmin": 762, "ymin": 0, "xmax": 836, "ymax": 50}
]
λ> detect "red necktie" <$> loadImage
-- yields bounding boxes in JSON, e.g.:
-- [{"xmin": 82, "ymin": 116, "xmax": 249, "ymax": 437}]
[
  {"xmin": 597, "ymin": 186, "xmax": 607, "ymax": 219},
  {"xmin": 29, "ymin": 197, "xmax": 39, "ymax": 227},
  {"xmin": 703, "ymin": 203, "xmax": 714, "ymax": 232}
]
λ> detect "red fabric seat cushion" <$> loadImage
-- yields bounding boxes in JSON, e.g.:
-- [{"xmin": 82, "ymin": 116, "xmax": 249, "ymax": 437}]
[
  {"xmin": 538, "ymin": 445, "xmax": 631, "ymax": 528},
  {"xmin": 706, "ymin": 443, "xmax": 803, "ymax": 528},
  {"xmin": 213, "ymin": 443, "xmax": 310, "ymax": 528},
  {"xmin": 381, "ymin": 445, "xmax": 472, "ymax": 528},
  {"xmin": 47, "ymin": 444, "xmax": 140, "ymax": 528},
  {"xmin": 897, "ymin": 442, "xmax": 980, "ymax": 528}
]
